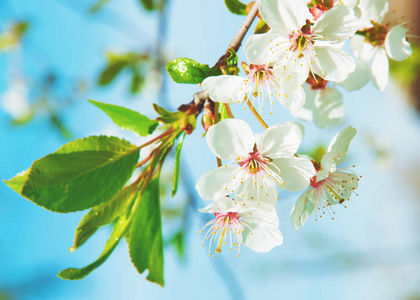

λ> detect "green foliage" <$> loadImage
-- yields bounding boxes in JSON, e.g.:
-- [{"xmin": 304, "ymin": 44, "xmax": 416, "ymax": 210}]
[
  {"xmin": 254, "ymin": 19, "xmax": 268, "ymax": 34},
  {"xmin": 4, "ymin": 171, "xmax": 29, "ymax": 194},
  {"xmin": 89, "ymin": 100, "xmax": 159, "ymax": 136},
  {"xmin": 58, "ymin": 213, "xmax": 131, "ymax": 280},
  {"xmin": 50, "ymin": 114, "xmax": 72, "ymax": 140},
  {"xmin": 6, "ymin": 136, "xmax": 140, "ymax": 213},
  {"xmin": 89, "ymin": 0, "xmax": 112, "ymax": 13},
  {"xmin": 0, "ymin": 21, "xmax": 29, "ymax": 52},
  {"xmin": 171, "ymin": 133, "xmax": 185, "ymax": 197},
  {"xmin": 98, "ymin": 60, "xmax": 128, "ymax": 86},
  {"xmin": 224, "ymin": 0, "xmax": 247, "ymax": 15},
  {"xmin": 130, "ymin": 69, "xmax": 145, "ymax": 94},
  {"xmin": 166, "ymin": 58, "xmax": 222, "ymax": 84},
  {"xmin": 222, "ymin": 49, "xmax": 240, "ymax": 75},
  {"xmin": 98, "ymin": 52, "xmax": 149, "ymax": 94},
  {"xmin": 71, "ymin": 184, "xmax": 138, "ymax": 250},
  {"xmin": 390, "ymin": 42, "xmax": 420, "ymax": 88},
  {"xmin": 169, "ymin": 231, "xmax": 185, "ymax": 258},
  {"xmin": 153, "ymin": 103, "xmax": 182, "ymax": 124},
  {"xmin": 139, "ymin": 0, "xmax": 154, "ymax": 10},
  {"xmin": 302, "ymin": 144, "xmax": 327, "ymax": 163},
  {"xmin": 127, "ymin": 178, "xmax": 164, "ymax": 286}
]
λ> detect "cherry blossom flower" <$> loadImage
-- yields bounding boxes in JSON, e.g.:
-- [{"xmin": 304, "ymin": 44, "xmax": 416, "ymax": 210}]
[
  {"xmin": 351, "ymin": 0, "xmax": 413, "ymax": 90},
  {"xmin": 199, "ymin": 197, "xmax": 283, "ymax": 256},
  {"xmin": 244, "ymin": 0, "xmax": 358, "ymax": 84},
  {"xmin": 202, "ymin": 58, "xmax": 305, "ymax": 114},
  {"xmin": 291, "ymin": 61, "xmax": 371, "ymax": 128},
  {"xmin": 290, "ymin": 126, "xmax": 360, "ymax": 230},
  {"xmin": 196, "ymin": 119, "xmax": 315, "ymax": 206}
]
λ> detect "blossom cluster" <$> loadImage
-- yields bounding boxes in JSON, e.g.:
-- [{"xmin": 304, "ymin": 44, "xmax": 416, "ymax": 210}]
[{"xmin": 196, "ymin": 0, "xmax": 411, "ymax": 256}]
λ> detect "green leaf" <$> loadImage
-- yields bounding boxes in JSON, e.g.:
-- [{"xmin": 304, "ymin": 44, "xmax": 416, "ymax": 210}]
[
  {"xmin": 127, "ymin": 178, "xmax": 164, "ymax": 286},
  {"xmin": 224, "ymin": 0, "xmax": 247, "ymax": 15},
  {"xmin": 89, "ymin": 100, "xmax": 159, "ymax": 136},
  {"xmin": 71, "ymin": 184, "xmax": 138, "ymax": 250},
  {"xmin": 139, "ymin": 0, "xmax": 154, "ymax": 11},
  {"xmin": 171, "ymin": 133, "xmax": 185, "ymax": 197},
  {"xmin": 130, "ymin": 69, "xmax": 145, "ymax": 94},
  {"xmin": 153, "ymin": 103, "xmax": 182, "ymax": 124},
  {"xmin": 89, "ymin": 0, "xmax": 112, "ymax": 13},
  {"xmin": 254, "ymin": 18, "xmax": 268, "ymax": 34},
  {"xmin": 169, "ymin": 231, "xmax": 185, "ymax": 258},
  {"xmin": 50, "ymin": 114, "xmax": 72, "ymax": 140},
  {"xmin": 98, "ymin": 60, "xmax": 128, "ymax": 86},
  {"xmin": 4, "ymin": 171, "xmax": 29, "ymax": 194},
  {"xmin": 58, "ymin": 213, "xmax": 131, "ymax": 280},
  {"xmin": 17, "ymin": 136, "xmax": 140, "ymax": 213},
  {"xmin": 166, "ymin": 58, "xmax": 222, "ymax": 84}
]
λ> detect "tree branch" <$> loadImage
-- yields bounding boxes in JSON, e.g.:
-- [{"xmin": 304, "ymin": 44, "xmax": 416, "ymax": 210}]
[{"xmin": 194, "ymin": 0, "xmax": 260, "ymax": 108}]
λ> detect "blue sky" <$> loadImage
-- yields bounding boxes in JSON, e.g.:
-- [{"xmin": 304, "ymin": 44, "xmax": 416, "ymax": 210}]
[{"xmin": 1, "ymin": 0, "xmax": 420, "ymax": 299}]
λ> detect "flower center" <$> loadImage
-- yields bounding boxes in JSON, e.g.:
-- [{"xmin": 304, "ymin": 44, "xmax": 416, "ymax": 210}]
[
  {"xmin": 200, "ymin": 209, "xmax": 249, "ymax": 257},
  {"xmin": 239, "ymin": 63, "xmax": 280, "ymax": 115},
  {"xmin": 306, "ymin": 73, "xmax": 328, "ymax": 90},
  {"xmin": 289, "ymin": 20, "xmax": 314, "ymax": 58},
  {"xmin": 357, "ymin": 21, "xmax": 388, "ymax": 47}
]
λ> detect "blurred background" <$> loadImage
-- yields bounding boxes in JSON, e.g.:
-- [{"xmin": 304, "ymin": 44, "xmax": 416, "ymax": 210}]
[{"xmin": 0, "ymin": 0, "xmax": 419, "ymax": 299}]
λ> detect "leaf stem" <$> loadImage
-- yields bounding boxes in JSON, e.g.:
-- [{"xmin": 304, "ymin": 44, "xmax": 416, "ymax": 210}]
[
  {"xmin": 138, "ymin": 127, "xmax": 176, "ymax": 151},
  {"xmin": 246, "ymin": 99, "xmax": 268, "ymax": 129}
]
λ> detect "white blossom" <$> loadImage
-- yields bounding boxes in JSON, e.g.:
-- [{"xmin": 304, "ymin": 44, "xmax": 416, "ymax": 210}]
[
  {"xmin": 196, "ymin": 119, "xmax": 315, "ymax": 206},
  {"xmin": 244, "ymin": 0, "xmax": 358, "ymax": 84},
  {"xmin": 199, "ymin": 197, "xmax": 283, "ymax": 255},
  {"xmin": 290, "ymin": 126, "xmax": 360, "ymax": 230},
  {"xmin": 351, "ymin": 0, "xmax": 413, "ymax": 90}
]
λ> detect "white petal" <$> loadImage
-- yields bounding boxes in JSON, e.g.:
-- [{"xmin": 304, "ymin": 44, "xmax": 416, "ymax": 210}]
[
  {"xmin": 338, "ymin": 59, "xmax": 372, "ymax": 91},
  {"xmin": 327, "ymin": 125, "xmax": 357, "ymax": 159},
  {"xmin": 259, "ymin": 122, "xmax": 304, "ymax": 158},
  {"xmin": 313, "ymin": 5, "xmax": 358, "ymax": 41},
  {"xmin": 236, "ymin": 181, "xmax": 278, "ymax": 206},
  {"xmin": 207, "ymin": 118, "xmax": 255, "ymax": 161},
  {"xmin": 272, "ymin": 157, "xmax": 315, "ymax": 191},
  {"xmin": 198, "ymin": 196, "xmax": 237, "ymax": 214},
  {"xmin": 350, "ymin": 34, "xmax": 376, "ymax": 60},
  {"xmin": 384, "ymin": 25, "xmax": 413, "ymax": 61},
  {"xmin": 280, "ymin": 51, "xmax": 311, "ymax": 84},
  {"xmin": 341, "ymin": 0, "xmax": 360, "ymax": 7},
  {"xmin": 353, "ymin": 6, "xmax": 362, "ymax": 19},
  {"xmin": 259, "ymin": 0, "xmax": 312, "ymax": 34},
  {"xmin": 243, "ymin": 32, "xmax": 283, "ymax": 65},
  {"xmin": 291, "ymin": 84, "xmax": 316, "ymax": 121},
  {"xmin": 290, "ymin": 189, "xmax": 315, "ymax": 230},
  {"xmin": 357, "ymin": 0, "xmax": 389, "ymax": 29},
  {"xmin": 312, "ymin": 87, "xmax": 344, "ymax": 128},
  {"xmin": 243, "ymin": 226, "xmax": 283, "ymax": 252},
  {"xmin": 202, "ymin": 75, "xmax": 246, "ymax": 104},
  {"xmin": 313, "ymin": 46, "xmax": 356, "ymax": 82},
  {"xmin": 277, "ymin": 83, "xmax": 306, "ymax": 113},
  {"xmin": 239, "ymin": 200, "xmax": 279, "ymax": 226},
  {"xmin": 240, "ymin": 201, "xmax": 283, "ymax": 252},
  {"xmin": 196, "ymin": 166, "xmax": 241, "ymax": 200},
  {"xmin": 370, "ymin": 47, "xmax": 389, "ymax": 91},
  {"xmin": 317, "ymin": 126, "xmax": 357, "ymax": 181}
]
